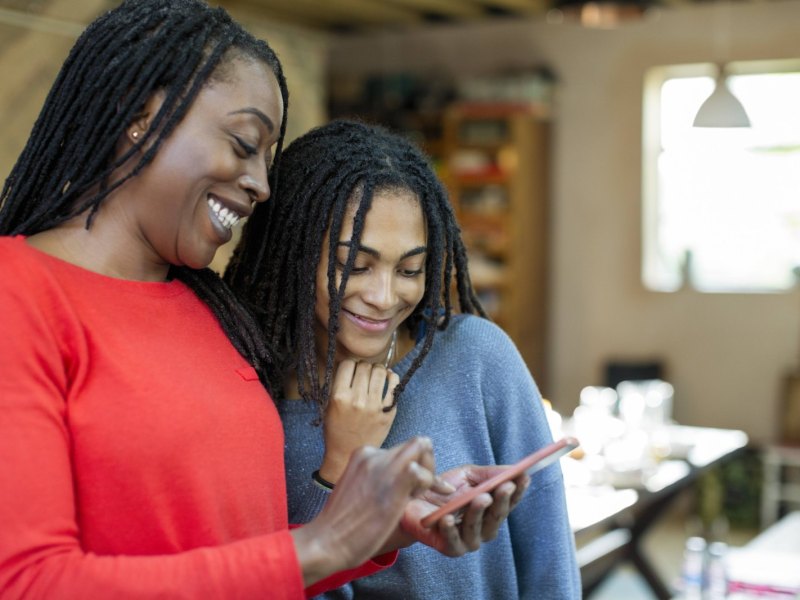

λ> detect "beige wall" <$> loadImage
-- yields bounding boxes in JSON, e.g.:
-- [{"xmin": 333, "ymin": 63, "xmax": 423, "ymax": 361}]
[{"xmin": 327, "ymin": 1, "xmax": 800, "ymax": 444}]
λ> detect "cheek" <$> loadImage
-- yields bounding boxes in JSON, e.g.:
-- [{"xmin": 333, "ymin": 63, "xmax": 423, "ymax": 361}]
[{"xmin": 403, "ymin": 279, "xmax": 426, "ymax": 311}]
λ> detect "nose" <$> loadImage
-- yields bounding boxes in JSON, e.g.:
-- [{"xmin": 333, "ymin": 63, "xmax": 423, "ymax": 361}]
[
  {"xmin": 239, "ymin": 168, "xmax": 270, "ymax": 204},
  {"xmin": 362, "ymin": 269, "xmax": 396, "ymax": 311}
]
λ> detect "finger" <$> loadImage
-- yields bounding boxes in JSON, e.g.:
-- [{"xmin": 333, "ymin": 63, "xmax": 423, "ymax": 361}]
[
  {"xmin": 482, "ymin": 481, "xmax": 515, "ymax": 541},
  {"xmin": 331, "ymin": 359, "xmax": 357, "ymax": 394},
  {"xmin": 389, "ymin": 437, "xmax": 436, "ymax": 494},
  {"xmin": 381, "ymin": 370, "xmax": 400, "ymax": 409},
  {"xmin": 413, "ymin": 438, "xmax": 437, "ymax": 480},
  {"xmin": 367, "ymin": 364, "xmax": 389, "ymax": 407},
  {"xmin": 350, "ymin": 361, "xmax": 373, "ymax": 408},
  {"xmin": 409, "ymin": 460, "xmax": 438, "ymax": 496},
  {"xmin": 429, "ymin": 476, "xmax": 457, "ymax": 495},
  {"xmin": 437, "ymin": 513, "xmax": 467, "ymax": 557},
  {"xmin": 508, "ymin": 474, "xmax": 531, "ymax": 509},
  {"xmin": 459, "ymin": 492, "xmax": 492, "ymax": 551}
]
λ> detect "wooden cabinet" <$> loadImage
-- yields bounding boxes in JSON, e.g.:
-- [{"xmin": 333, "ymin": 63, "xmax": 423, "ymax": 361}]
[{"xmin": 441, "ymin": 103, "xmax": 550, "ymax": 389}]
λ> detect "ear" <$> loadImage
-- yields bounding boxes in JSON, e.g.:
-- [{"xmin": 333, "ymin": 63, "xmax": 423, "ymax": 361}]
[{"xmin": 127, "ymin": 89, "xmax": 167, "ymax": 144}]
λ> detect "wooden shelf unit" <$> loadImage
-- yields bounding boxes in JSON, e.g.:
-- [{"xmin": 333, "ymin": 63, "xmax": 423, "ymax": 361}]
[{"xmin": 442, "ymin": 102, "xmax": 550, "ymax": 388}]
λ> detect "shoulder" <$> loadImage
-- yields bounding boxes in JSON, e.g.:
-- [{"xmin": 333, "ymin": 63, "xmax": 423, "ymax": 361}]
[
  {"xmin": 0, "ymin": 235, "xmax": 36, "ymax": 270},
  {"xmin": 0, "ymin": 235, "xmax": 55, "ymax": 294},
  {"xmin": 439, "ymin": 314, "xmax": 525, "ymax": 366},
  {"xmin": 440, "ymin": 313, "xmax": 511, "ymax": 343}
]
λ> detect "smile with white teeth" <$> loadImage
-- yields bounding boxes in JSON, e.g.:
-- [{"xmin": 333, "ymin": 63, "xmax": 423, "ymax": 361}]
[{"xmin": 207, "ymin": 197, "xmax": 243, "ymax": 230}]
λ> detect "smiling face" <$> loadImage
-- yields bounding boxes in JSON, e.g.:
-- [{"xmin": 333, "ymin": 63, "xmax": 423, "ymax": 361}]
[
  {"xmin": 314, "ymin": 189, "xmax": 427, "ymax": 365},
  {"xmin": 124, "ymin": 56, "xmax": 283, "ymax": 272}
]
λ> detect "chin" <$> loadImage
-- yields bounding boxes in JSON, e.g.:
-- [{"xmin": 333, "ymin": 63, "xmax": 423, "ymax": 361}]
[{"xmin": 339, "ymin": 343, "xmax": 384, "ymax": 364}]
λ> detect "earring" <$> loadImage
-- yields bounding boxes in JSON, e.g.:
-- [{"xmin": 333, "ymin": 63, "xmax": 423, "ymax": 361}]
[
  {"xmin": 131, "ymin": 131, "xmax": 140, "ymax": 139},
  {"xmin": 383, "ymin": 330, "xmax": 398, "ymax": 368}
]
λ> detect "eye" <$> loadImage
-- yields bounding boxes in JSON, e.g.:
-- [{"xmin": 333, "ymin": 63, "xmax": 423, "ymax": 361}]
[
  {"xmin": 233, "ymin": 135, "xmax": 257, "ymax": 157},
  {"xmin": 336, "ymin": 260, "xmax": 368, "ymax": 274},
  {"xmin": 399, "ymin": 268, "xmax": 424, "ymax": 278}
]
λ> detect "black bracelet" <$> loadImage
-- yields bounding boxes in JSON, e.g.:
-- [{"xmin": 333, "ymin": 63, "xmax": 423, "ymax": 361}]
[{"xmin": 312, "ymin": 470, "xmax": 336, "ymax": 491}]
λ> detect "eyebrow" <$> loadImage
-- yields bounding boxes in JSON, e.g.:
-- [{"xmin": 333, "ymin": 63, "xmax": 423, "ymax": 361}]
[
  {"xmin": 337, "ymin": 241, "xmax": 427, "ymax": 260},
  {"xmin": 228, "ymin": 108, "xmax": 275, "ymax": 133}
]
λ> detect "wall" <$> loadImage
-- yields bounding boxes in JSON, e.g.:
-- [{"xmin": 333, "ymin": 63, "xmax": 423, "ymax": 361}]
[{"xmin": 327, "ymin": 0, "xmax": 800, "ymax": 443}]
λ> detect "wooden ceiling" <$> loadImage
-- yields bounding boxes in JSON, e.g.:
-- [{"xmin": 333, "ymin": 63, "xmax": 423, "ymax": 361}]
[
  {"xmin": 215, "ymin": 0, "xmax": 564, "ymax": 32},
  {"xmin": 0, "ymin": 0, "xmax": 690, "ymax": 36}
]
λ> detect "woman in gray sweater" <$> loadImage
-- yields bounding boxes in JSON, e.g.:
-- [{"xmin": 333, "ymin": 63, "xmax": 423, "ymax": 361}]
[{"xmin": 226, "ymin": 119, "xmax": 580, "ymax": 599}]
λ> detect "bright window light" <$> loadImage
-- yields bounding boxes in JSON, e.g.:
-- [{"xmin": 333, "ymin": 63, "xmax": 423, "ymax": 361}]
[{"xmin": 642, "ymin": 61, "xmax": 800, "ymax": 293}]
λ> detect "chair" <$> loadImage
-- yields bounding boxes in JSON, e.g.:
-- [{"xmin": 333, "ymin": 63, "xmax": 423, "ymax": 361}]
[{"xmin": 761, "ymin": 445, "xmax": 800, "ymax": 527}]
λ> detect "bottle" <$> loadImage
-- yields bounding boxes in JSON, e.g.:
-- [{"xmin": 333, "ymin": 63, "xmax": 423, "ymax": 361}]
[
  {"xmin": 681, "ymin": 536, "xmax": 706, "ymax": 600},
  {"xmin": 705, "ymin": 541, "xmax": 729, "ymax": 599}
]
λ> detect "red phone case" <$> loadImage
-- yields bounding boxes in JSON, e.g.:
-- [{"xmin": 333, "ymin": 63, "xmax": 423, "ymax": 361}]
[{"xmin": 420, "ymin": 436, "xmax": 579, "ymax": 528}]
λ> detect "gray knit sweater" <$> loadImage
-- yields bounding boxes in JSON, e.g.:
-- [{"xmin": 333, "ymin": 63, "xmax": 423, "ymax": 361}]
[{"xmin": 279, "ymin": 314, "xmax": 581, "ymax": 599}]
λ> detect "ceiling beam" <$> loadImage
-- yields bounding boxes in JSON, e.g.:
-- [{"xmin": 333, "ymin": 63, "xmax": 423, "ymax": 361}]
[
  {"xmin": 382, "ymin": 0, "xmax": 488, "ymax": 19},
  {"xmin": 469, "ymin": 0, "xmax": 550, "ymax": 16},
  {"xmin": 238, "ymin": 0, "xmax": 424, "ymax": 27},
  {"xmin": 215, "ymin": 0, "xmax": 333, "ymax": 30}
]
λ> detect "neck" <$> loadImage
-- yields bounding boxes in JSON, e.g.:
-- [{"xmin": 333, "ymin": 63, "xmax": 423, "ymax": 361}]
[{"xmin": 26, "ymin": 203, "xmax": 170, "ymax": 282}]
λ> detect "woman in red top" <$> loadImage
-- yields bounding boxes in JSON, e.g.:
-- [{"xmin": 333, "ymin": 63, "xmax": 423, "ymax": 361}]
[{"xmin": 0, "ymin": 1, "xmax": 524, "ymax": 598}]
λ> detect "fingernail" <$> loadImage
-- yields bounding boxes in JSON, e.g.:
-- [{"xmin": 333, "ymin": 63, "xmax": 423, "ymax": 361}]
[{"xmin": 437, "ymin": 477, "xmax": 456, "ymax": 493}]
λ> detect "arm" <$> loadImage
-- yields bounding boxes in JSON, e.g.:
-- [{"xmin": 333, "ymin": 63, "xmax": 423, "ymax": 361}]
[
  {"xmin": 477, "ymin": 322, "xmax": 581, "ymax": 599},
  {"xmin": 0, "ymin": 279, "xmax": 306, "ymax": 598}
]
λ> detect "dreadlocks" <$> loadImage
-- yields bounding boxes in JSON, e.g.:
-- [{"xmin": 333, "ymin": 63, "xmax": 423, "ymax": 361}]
[
  {"xmin": 0, "ymin": 0, "xmax": 289, "ymax": 395},
  {"xmin": 226, "ymin": 119, "xmax": 486, "ymax": 413}
]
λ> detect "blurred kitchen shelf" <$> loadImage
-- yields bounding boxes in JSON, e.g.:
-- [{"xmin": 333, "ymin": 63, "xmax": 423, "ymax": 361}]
[{"xmin": 443, "ymin": 102, "xmax": 551, "ymax": 389}]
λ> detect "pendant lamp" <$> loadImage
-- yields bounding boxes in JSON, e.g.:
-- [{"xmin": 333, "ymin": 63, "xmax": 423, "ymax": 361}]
[
  {"xmin": 693, "ymin": 1, "xmax": 750, "ymax": 128},
  {"xmin": 693, "ymin": 65, "xmax": 750, "ymax": 128}
]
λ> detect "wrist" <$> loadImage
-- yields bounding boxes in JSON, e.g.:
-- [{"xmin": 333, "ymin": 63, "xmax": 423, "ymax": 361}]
[
  {"xmin": 378, "ymin": 524, "xmax": 414, "ymax": 554},
  {"xmin": 312, "ymin": 469, "xmax": 336, "ymax": 491},
  {"xmin": 318, "ymin": 454, "xmax": 349, "ymax": 485},
  {"xmin": 291, "ymin": 523, "xmax": 344, "ymax": 587}
]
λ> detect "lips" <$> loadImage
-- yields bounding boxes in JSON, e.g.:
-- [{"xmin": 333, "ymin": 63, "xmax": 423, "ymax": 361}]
[
  {"xmin": 207, "ymin": 194, "xmax": 249, "ymax": 242},
  {"xmin": 342, "ymin": 308, "xmax": 392, "ymax": 332}
]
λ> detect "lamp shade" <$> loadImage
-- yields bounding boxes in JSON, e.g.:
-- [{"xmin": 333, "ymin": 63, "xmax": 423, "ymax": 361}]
[{"xmin": 693, "ymin": 74, "xmax": 750, "ymax": 128}]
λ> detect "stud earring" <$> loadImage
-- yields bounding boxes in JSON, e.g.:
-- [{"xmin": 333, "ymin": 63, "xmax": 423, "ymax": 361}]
[{"xmin": 131, "ymin": 131, "xmax": 140, "ymax": 139}]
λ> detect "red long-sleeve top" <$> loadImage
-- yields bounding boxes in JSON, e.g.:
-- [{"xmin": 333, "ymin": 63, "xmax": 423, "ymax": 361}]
[{"xmin": 0, "ymin": 236, "xmax": 391, "ymax": 599}]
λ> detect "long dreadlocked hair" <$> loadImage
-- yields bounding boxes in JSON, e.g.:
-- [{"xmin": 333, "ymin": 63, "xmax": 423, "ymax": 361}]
[
  {"xmin": 226, "ymin": 119, "xmax": 487, "ymax": 412},
  {"xmin": 0, "ymin": 0, "xmax": 289, "ymax": 396}
]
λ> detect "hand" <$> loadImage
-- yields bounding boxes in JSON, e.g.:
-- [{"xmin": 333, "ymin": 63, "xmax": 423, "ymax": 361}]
[
  {"xmin": 391, "ymin": 464, "xmax": 531, "ymax": 557},
  {"xmin": 291, "ymin": 437, "xmax": 440, "ymax": 586},
  {"xmin": 320, "ymin": 359, "xmax": 399, "ymax": 483}
]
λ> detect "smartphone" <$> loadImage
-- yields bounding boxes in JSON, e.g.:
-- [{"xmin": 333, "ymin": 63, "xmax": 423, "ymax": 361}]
[{"xmin": 420, "ymin": 436, "xmax": 579, "ymax": 529}]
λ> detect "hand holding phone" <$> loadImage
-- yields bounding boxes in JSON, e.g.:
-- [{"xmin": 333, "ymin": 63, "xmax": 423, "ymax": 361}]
[{"xmin": 420, "ymin": 436, "xmax": 579, "ymax": 529}]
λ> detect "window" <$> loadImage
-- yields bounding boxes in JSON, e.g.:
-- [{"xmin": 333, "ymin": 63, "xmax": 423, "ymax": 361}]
[{"xmin": 642, "ymin": 60, "xmax": 800, "ymax": 293}]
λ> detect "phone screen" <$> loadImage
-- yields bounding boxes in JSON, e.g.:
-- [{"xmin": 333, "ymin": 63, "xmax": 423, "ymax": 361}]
[{"xmin": 420, "ymin": 436, "xmax": 579, "ymax": 529}]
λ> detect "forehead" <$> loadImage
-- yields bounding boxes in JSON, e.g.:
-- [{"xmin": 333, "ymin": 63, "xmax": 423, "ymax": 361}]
[
  {"xmin": 338, "ymin": 188, "xmax": 425, "ymax": 243},
  {"xmin": 200, "ymin": 58, "xmax": 283, "ymax": 131}
]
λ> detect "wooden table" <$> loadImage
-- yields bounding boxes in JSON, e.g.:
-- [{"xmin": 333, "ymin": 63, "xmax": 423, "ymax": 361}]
[{"xmin": 567, "ymin": 425, "xmax": 749, "ymax": 600}]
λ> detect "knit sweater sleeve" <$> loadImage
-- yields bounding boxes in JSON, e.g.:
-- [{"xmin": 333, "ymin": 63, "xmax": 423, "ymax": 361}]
[{"xmin": 470, "ymin": 318, "xmax": 581, "ymax": 599}]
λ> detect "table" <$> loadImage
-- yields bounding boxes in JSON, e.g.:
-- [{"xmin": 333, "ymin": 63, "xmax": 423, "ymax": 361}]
[
  {"xmin": 725, "ymin": 511, "xmax": 800, "ymax": 597},
  {"xmin": 566, "ymin": 425, "xmax": 749, "ymax": 600}
]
